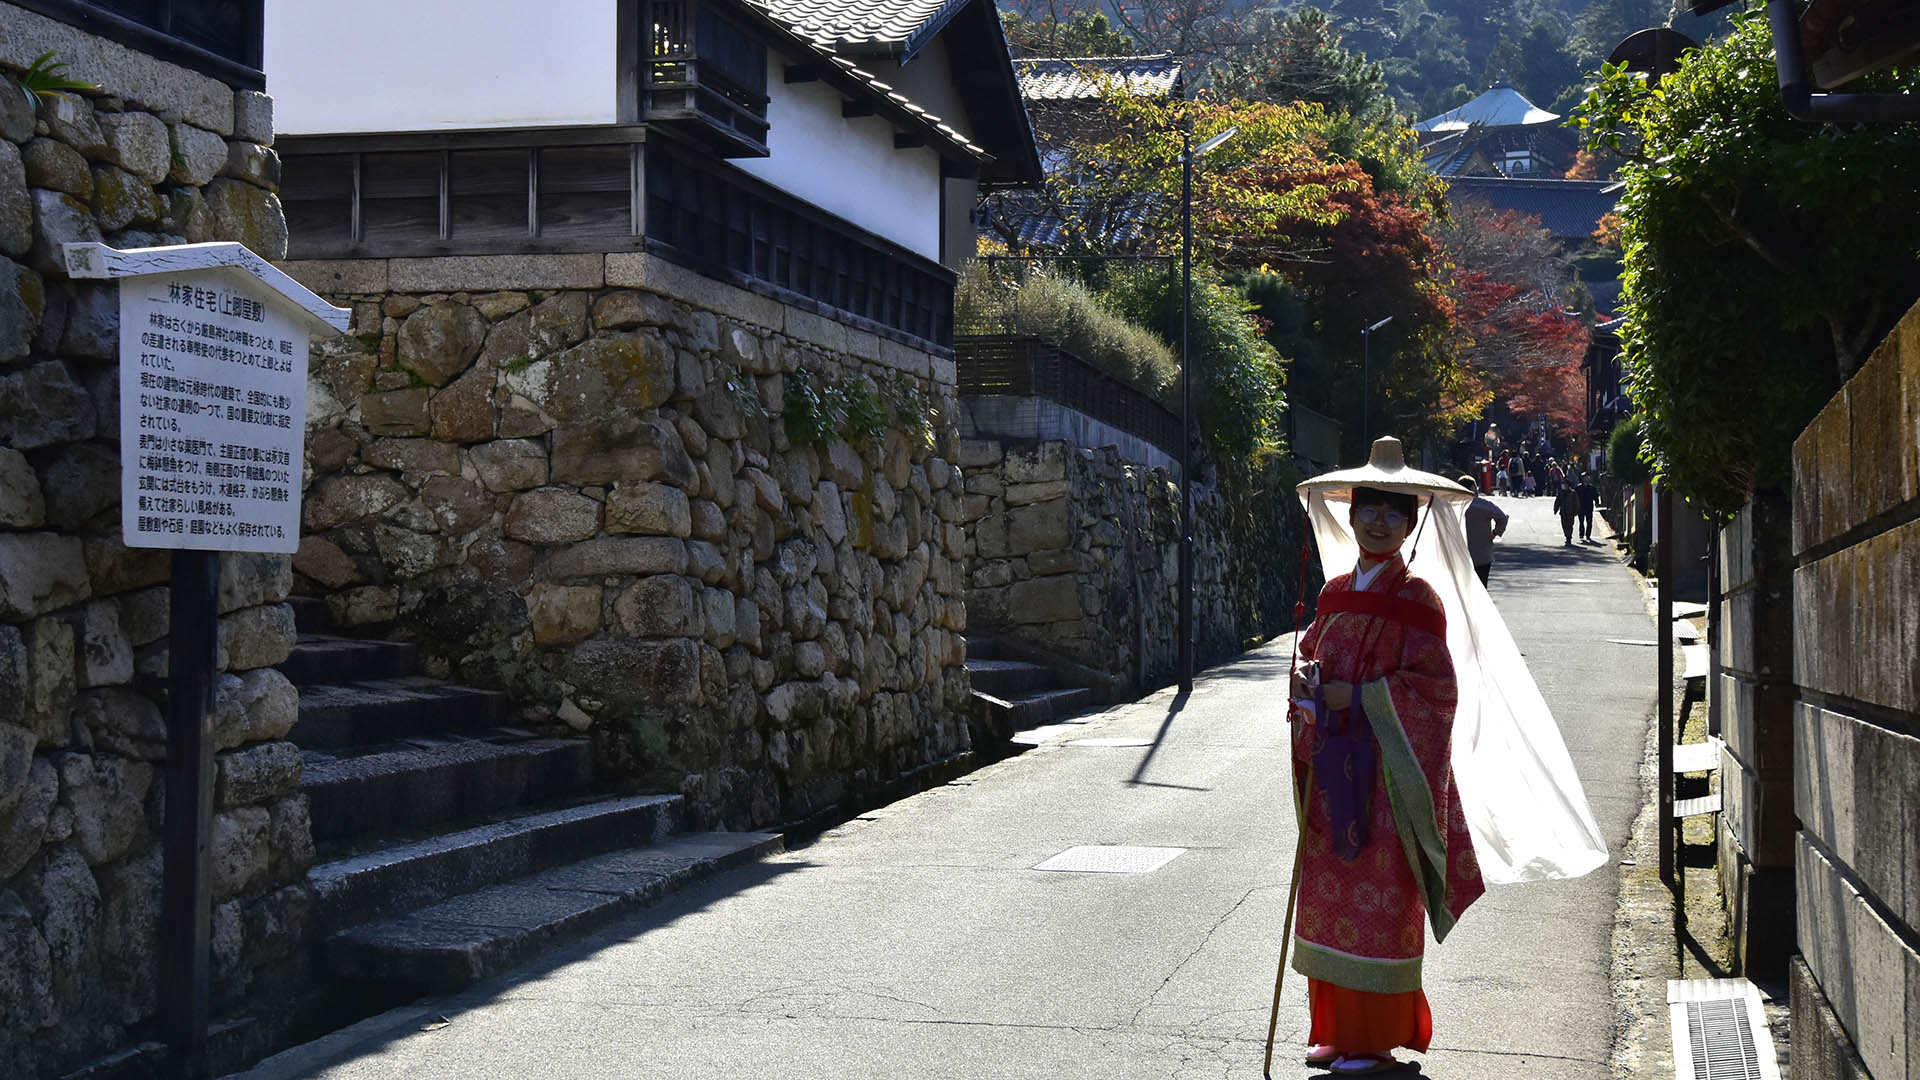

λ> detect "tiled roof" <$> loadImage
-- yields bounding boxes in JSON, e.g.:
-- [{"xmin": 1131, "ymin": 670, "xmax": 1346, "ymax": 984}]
[
  {"xmin": 981, "ymin": 192, "xmax": 1159, "ymax": 249},
  {"xmin": 1014, "ymin": 55, "xmax": 1183, "ymax": 101},
  {"xmin": 755, "ymin": 0, "xmax": 970, "ymax": 56},
  {"xmin": 1446, "ymin": 177, "xmax": 1621, "ymax": 241},
  {"xmin": 738, "ymin": 1, "xmax": 989, "ymax": 160}
]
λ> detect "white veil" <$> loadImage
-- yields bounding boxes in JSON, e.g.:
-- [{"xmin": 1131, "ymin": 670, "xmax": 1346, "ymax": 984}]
[{"xmin": 1298, "ymin": 440, "xmax": 1609, "ymax": 884}]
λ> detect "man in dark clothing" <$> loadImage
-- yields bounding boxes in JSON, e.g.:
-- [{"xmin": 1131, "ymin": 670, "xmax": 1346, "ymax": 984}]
[
  {"xmin": 1553, "ymin": 483, "xmax": 1578, "ymax": 545},
  {"xmin": 1575, "ymin": 473, "xmax": 1599, "ymax": 542}
]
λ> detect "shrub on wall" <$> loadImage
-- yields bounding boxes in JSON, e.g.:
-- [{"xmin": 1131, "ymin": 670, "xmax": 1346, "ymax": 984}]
[
  {"xmin": 1104, "ymin": 268, "xmax": 1289, "ymax": 460},
  {"xmin": 1608, "ymin": 412, "xmax": 1651, "ymax": 485},
  {"xmin": 955, "ymin": 262, "xmax": 1179, "ymax": 401}
]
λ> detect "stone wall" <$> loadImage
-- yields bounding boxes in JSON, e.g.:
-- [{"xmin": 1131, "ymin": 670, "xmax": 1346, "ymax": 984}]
[
  {"xmin": 0, "ymin": 39, "xmax": 308, "ymax": 1080},
  {"xmin": 282, "ymin": 251, "xmax": 972, "ymax": 831},
  {"xmin": 958, "ymin": 437, "xmax": 1309, "ymax": 691},
  {"xmin": 1786, "ymin": 297, "xmax": 1920, "ymax": 1080}
]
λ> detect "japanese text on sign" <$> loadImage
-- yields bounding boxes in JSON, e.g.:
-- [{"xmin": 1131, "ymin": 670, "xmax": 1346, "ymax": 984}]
[{"xmin": 119, "ymin": 271, "xmax": 306, "ymax": 553}]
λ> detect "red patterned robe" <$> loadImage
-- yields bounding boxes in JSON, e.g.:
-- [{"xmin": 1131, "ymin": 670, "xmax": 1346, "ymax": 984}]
[{"xmin": 1291, "ymin": 555, "xmax": 1485, "ymax": 998}]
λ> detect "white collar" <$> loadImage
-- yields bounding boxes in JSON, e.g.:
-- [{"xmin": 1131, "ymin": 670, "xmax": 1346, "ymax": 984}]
[{"xmin": 1353, "ymin": 560, "xmax": 1388, "ymax": 592}]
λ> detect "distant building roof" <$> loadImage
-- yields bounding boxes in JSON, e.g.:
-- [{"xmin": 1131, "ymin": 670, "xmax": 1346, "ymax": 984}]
[
  {"xmin": 1446, "ymin": 177, "xmax": 1620, "ymax": 242},
  {"xmin": 754, "ymin": 0, "xmax": 970, "ymax": 58},
  {"xmin": 1013, "ymin": 55, "xmax": 1184, "ymax": 101},
  {"xmin": 1415, "ymin": 85, "xmax": 1560, "ymax": 133}
]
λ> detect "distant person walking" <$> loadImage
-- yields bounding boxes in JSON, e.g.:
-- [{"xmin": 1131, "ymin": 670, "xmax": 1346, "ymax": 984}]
[
  {"xmin": 1553, "ymin": 483, "xmax": 1578, "ymax": 545},
  {"xmin": 1575, "ymin": 473, "xmax": 1599, "ymax": 542},
  {"xmin": 1460, "ymin": 475, "xmax": 1509, "ymax": 585}
]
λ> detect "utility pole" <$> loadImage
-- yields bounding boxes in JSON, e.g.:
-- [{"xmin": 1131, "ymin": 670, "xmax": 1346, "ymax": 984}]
[
  {"xmin": 1178, "ymin": 125, "xmax": 1236, "ymax": 693},
  {"xmin": 1361, "ymin": 316, "xmax": 1393, "ymax": 452}
]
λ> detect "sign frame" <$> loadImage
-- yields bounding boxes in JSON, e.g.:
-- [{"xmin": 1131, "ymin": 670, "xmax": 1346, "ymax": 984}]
[{"xmin": 62, "ymin": 241, "xmax": 347, "ymax": 1077}]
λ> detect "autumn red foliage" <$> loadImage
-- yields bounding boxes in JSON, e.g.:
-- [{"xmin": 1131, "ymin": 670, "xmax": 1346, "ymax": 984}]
[{"xmin": 1440, "ymin": 205, "xmax": 1589, "ymax": 437}]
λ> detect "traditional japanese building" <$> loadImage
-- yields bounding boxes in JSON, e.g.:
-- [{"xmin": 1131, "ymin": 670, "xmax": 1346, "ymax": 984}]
[{"xmin": 1415, "ymin": 83, "xmax": 1577, "ymax": 179}]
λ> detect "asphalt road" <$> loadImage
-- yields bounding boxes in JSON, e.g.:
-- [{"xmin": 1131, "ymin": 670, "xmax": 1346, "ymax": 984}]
[{"xmin": 234, "ymin": 493, "xmax": 1657, "ymax": 1080}]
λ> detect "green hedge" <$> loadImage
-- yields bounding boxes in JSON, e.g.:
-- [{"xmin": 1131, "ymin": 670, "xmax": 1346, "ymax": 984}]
[{"xmin": 956, "ymin": 263, "xmax": 1179, "ymax": 404}]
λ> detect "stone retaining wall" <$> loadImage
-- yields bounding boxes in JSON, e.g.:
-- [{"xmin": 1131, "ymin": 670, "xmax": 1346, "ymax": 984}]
[
  {"xmin": 281, "ymin": 251, "xmax": 972, "ymax": 831},
  {"xmin": 1786, "ymin": 297, "xmax": 1920, "ymax": 1080},
  {"xmin": 0, "ymin": 40, "xmax": 307, "ymax": 1079},
  {"xmin": 958, "ymin": 437, "xmax": 1309, "ymax": 691}
]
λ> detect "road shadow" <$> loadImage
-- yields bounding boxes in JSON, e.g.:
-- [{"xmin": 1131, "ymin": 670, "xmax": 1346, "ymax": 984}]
[
  {"xmin": 1125, "ymin": 687, "xmax": 1190, "ymax": 784},
  {"xmin": 1485, "ymin": 538, "xmax": 1625, "ymax": 579}
]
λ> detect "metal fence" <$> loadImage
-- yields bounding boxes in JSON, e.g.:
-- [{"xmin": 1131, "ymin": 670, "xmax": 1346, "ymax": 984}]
[
  {"xmin": 955, "ymin": 255, "xmax": 1181, "ymax": 458},
  {"xmin": 955, "ymin": 335, "xmax": 1182, "ymax": 458}
]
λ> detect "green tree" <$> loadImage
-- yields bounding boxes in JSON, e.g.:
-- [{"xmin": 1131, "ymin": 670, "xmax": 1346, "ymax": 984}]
[
  {"xmin": 1002, "ymin": 8, "xmax": 1137, "ymax": 57},
  {"xmin": 1568, "ymin": 0, "xmax": 1671, "ymax": 72},
  {"xmin": 1574, "ymin": 8, "xmax": 1920, "ymax": 516},
  {"xmin": 1104, "ymin": 268, "xmax": 1291, "ymax": 458},
  {"xmin": 1481, "ymin": 19, "xmax": 1581, "ymax": 111},
  {"xmin": 1212, "ymin": 7, "xmax": 1390, "ymax": 125}
]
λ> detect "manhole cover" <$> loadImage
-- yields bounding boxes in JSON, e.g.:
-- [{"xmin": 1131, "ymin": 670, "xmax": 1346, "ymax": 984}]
[
  {"xmin": 1033, "ymin": 845, "xmax": 1185, "ymax": 874},
  {"xmin": 1067, "ymin": 737, "xmax": 1156, "ymax": 747}
]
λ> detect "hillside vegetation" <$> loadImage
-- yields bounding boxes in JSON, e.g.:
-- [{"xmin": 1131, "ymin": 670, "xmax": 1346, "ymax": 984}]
[{"xmin": 1001, "ymin": 0, "xmax": 1740, "ymax": 119}]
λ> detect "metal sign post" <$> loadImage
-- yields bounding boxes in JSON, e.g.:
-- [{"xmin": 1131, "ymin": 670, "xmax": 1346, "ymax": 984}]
[
  {"xmin": 65, "ymin": 242, "xmax": 348, "ymax": 1078},
  {"xmin": 161, "ymin": 547, "xmax": 219, "ymax": 1074}
]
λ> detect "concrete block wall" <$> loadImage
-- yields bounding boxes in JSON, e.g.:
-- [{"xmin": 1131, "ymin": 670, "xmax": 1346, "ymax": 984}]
[
  {"xmin": 1712, "ymin": 487, "xmax": 1800, "ymax": 978},
  {"xmin": 0, "ymin": 18, "xmax": 312, "ymax": 1077},
  {"xmin": 1787, "ymin": 296, "xmax": 1920, "ymax": 1080}
]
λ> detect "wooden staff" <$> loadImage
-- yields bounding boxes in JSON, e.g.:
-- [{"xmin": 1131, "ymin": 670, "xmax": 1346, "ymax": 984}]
[{"xmin": 1263, "ymin": 737, "xmax": 1316, "ymax": 1078}]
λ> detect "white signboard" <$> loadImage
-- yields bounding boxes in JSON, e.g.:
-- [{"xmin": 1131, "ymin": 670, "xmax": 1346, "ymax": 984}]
[{"xmin": 117, "ymin": 270, "xmax": 306, "ymax": 553}]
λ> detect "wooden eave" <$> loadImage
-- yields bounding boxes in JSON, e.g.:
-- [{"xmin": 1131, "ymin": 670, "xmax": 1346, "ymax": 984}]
[
  {"xmin": 729, "ymin": 0, "xmax": 993, "ymax": 171},
  {"xmin": 930, "ymin": 0, "xmax": 1041, "ymax": 188}
]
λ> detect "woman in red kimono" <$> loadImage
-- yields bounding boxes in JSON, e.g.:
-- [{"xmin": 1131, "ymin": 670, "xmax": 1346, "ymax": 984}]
[{"xmin": 1288, "ymin": 481, "xmax": 1485, "ymax": 1075}]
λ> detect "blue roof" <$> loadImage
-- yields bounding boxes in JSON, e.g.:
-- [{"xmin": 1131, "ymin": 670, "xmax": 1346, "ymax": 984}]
[{"xmin": 1446, "ymin": 177, "xmax": 1621, "ymax": 241}]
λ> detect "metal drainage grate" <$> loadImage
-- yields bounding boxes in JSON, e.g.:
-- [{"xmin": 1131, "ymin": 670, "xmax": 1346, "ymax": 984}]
[
  {"xmin": 1667, "ymin": 979, "xmax": 1780, "ymax": 1080},
  {"xmin": 1033, "ymin": 845, "xmax": 1185, "ymax": 874}
]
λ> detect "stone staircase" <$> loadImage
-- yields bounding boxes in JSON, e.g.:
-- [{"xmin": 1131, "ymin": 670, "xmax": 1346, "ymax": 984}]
[
  {"xmin": 280, "ymin": 601, "xmax": 779, "ymax": 994},
  {"xmin": 962, "ymin": 635, "xmax": 1110, "ymax": 745}
]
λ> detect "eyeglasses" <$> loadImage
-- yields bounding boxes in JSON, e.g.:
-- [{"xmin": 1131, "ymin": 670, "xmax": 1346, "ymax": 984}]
[{"xmin": 1354, "ymin": 506, "xmax": 1408, "ymax": 527}]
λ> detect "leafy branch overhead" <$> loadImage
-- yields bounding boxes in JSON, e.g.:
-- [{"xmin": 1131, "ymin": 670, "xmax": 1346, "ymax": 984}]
[{"xmin": 1572, "ymin": 8, "xmax": 1920, "ymax": 516}]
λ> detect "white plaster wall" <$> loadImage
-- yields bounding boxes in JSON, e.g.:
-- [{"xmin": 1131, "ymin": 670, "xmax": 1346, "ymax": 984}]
[
  {"xmin": 885, "ymin": 40, "xmax": 973, "ymax": 141},
  {"xmin": 266, "ymin": 0, "xmax": 621, "ymax": 134},
  {"xmin": 734, "ymin": 76, "xmax": 942, "ymax": 261}
]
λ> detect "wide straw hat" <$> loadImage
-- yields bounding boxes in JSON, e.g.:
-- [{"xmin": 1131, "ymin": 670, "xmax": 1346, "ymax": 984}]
[{"xmin": 1296, "ymin": 436, "xmax": 1473, "ymax": 509}]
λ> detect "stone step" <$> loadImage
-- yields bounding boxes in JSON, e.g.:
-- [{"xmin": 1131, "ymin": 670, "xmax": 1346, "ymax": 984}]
[
  {"xmin": 327, "ymin": 830, "xmax": 782, "ymax": 991},
  {"xmin": 310, "ymin": 793, "xmax": 684, "ymax": 935},
  {"xmin": 964, "ymin": 658, "xmax": 1051, "ymax": 697},
  {"xmin": 970, "ymin": 686, "xmax": 1096, "ymax": 735},
  {"xmin": 963, "ymin": 634, "xmax": 1007, "ymax": 661},
  {"xmin": 303, "ymin": 734, "xmax": 596, "ymax": 845},
  {"xmin": 292, "ymin": 677, "xmax": 509, "ymax": 750},
  {"xmin": 279, "ymin": 634, "xmax": 420, "ymax": 687},
  {"xmin": 288, "ymin": 595, "xmax": 333, "ymax": 634}
]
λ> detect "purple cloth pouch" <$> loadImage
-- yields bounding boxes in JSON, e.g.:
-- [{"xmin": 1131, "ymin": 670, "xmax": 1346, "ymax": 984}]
[{"xmin": 1310, "ymin": 691, "xmax": 1378, "ymax": 861}]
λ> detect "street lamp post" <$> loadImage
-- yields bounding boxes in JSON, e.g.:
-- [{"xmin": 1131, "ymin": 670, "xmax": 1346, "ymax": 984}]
[
  {"xmin": 1178, "ymin": 124, "xmax": 1236, "ymax": 694},
  {"xmin": 1360, "ymin": 315, "xmax": 1393, "ymax": 451}
]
